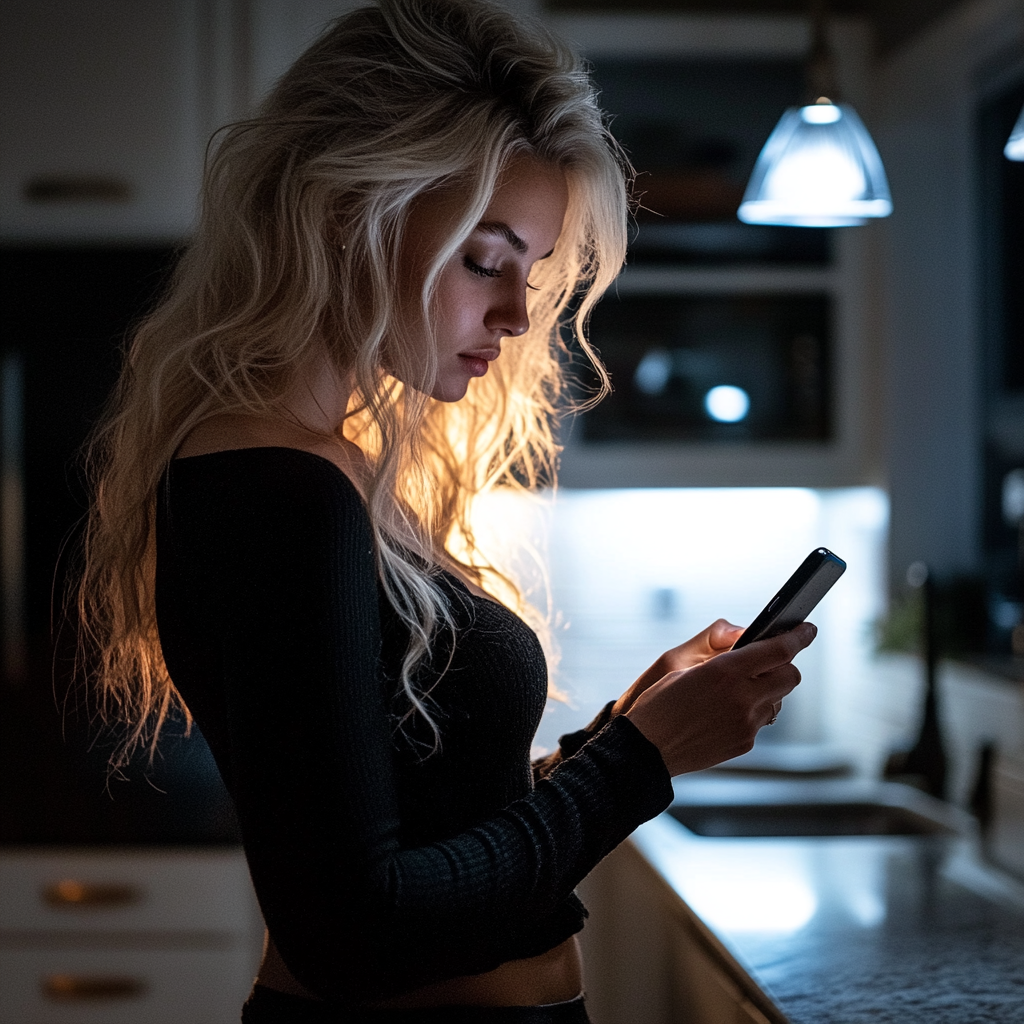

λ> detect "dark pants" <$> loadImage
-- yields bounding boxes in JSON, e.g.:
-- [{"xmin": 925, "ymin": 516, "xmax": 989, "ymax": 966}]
[{"xmin": 241, "ymin": 986, "xmax": 592, "ymax": 1024}]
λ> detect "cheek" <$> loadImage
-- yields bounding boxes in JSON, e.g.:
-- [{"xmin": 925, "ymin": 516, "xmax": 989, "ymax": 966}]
[{"xmin": 433, "ymin": 278, "xmax": 476, "ymax": 342}]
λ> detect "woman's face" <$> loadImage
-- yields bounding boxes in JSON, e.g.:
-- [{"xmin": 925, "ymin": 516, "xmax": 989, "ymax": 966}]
[{"xmin": 400, "ymin": 156, "xmax": 569, "ymax": 402}]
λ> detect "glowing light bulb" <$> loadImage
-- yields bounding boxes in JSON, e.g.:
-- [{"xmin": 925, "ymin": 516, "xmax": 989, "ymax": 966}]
[
  {"xmin": 763, "ymin": 135, "xmax": 866, "ymax": 204},
  {"xmin": 705, "ymin": 385, "xmax": 750, "ymax": 423}
]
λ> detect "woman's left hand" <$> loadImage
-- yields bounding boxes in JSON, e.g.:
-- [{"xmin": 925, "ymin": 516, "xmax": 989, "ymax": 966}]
[{"xmin": 611, "ymin": 619, "xmax": 744, "ymax": 718}]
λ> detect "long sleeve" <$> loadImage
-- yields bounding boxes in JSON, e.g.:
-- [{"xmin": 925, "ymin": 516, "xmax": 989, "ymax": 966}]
[
  {"xmin": 531, "ymin": 701, "xmax": 616, "ymax": 783},
  {"xmin": 156, "ymin": 448, "xmax": 673, "ymax": 1005}
]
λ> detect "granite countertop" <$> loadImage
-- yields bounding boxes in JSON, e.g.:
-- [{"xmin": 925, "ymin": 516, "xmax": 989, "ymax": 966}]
[{"xmin": 632, "ymin": 776, "xmax": 1024, "ymax": 1024}]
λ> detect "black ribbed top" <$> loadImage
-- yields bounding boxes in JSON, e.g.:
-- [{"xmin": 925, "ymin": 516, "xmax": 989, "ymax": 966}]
[{"xmin": 155, "ymin": 447, "xmax": 673, "ymax": 1006}]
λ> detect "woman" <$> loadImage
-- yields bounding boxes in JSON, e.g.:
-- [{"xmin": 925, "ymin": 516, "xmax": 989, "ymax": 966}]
[{"xmin": 77, "ymin": 2, "xmax": 813, "ymax": 1021}]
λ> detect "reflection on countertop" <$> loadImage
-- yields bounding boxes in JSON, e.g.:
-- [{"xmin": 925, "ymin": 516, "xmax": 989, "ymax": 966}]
[{"xmin": 633, "ymin": 777, "xmax": 1024, "ymax": 1024}]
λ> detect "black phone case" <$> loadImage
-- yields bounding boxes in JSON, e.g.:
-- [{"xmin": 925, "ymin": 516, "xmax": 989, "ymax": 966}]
[{"xmin": 732, "ymin": 547, "xmax": 847, "ymax": 649}]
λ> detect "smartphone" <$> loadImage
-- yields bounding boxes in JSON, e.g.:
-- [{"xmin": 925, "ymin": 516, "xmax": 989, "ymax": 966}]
[{"xmin": 732, "ymin": 548, "xmax": 847, "ymax": 649}]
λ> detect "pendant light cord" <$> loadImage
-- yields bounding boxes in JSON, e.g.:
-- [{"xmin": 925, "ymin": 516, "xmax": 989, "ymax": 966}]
[{"xmin": 806, "ymin": 0, "xmax": 839, "ymax": 103}]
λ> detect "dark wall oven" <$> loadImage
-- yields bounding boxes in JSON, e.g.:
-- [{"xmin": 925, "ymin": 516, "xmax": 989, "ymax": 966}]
[{"xmin": 0, "ymin": 247, "xmax": 240, "ymax": 845}]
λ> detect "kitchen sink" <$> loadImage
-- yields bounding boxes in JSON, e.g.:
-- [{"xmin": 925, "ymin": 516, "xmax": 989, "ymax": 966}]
[
  {"xmin": 704, "ymin": 742, "xmax": 854, "ymax": 779},
  {"xmin": 669, "ymin": 801, "xmax": 955, "ymax": 837},
  {"xmin": 668, "ymin": 777, "xmax": 974, "ymax": 839}
]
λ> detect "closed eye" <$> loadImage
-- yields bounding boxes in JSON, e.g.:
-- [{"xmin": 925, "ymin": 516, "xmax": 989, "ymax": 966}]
[
  {"xmin": 463, "ymin": 255, "xmax": 501, "ymax": 278},
  {"xmin": 465, "ymin": 254, "xmax": 540, "ymax": 290}
]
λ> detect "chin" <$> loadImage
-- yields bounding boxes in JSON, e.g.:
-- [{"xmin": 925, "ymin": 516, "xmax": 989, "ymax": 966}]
[
  {"xmin": 399, "ymin": 374, "xmax": 469, "ymax": 403},
  {"xmin": 428, "ymin": 372, "xmax": 474, "ymax": 403},
  {"xmin": 431, "ymin": 382, "xmax": 471, "ymax": 403}
]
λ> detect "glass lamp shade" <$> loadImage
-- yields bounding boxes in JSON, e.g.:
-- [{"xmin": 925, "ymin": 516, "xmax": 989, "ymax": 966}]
[
  {"xmin": 738, "ymin": 103, "xmax": 892, "ymax": 227},
  {"xmin": 1005, "ymin": 103, "xmax": 1024, "ymax": 161}
]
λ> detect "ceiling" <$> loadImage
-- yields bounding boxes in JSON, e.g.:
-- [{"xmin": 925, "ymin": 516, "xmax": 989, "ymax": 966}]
[{"xmin": 544, "ymin": 0, "xmax": 966, "ymax": 53}]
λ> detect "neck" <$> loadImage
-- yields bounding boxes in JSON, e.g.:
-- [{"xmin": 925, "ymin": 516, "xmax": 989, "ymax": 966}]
[{"xmin": 281, "ymin": 356, "xmax": 354, "ymax": 435}]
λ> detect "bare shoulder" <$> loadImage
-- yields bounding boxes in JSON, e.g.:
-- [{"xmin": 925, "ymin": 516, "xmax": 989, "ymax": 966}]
[{"xmin": 176, "ymin": 414, "xmax": 368, "ymax": 497}]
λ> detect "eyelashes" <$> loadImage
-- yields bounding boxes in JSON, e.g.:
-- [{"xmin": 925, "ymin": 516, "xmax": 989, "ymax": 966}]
[
  {"xmin": 463, "ymin": 255, "xmax": 540, "ymax": 291},
  {"xmin": 463, "ymin": 255, "xmax": 500, "ymax": 278}
]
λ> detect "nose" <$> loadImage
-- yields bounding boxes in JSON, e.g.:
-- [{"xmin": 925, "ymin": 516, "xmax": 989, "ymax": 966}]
[{"xmin": 484, "ymin": 278, "xmax": 530, "ymax": 338}]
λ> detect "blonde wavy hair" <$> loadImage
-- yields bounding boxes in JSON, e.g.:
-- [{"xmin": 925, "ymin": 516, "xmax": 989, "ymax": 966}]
[{"xmin": 77, "ymin": 0, "xmax": 629, "ymax": 762}]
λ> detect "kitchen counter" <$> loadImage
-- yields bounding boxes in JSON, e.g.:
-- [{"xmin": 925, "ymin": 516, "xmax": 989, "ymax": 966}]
[{"xmin": 630, "ymin": 777, "xmax": 1024, "ymax": 1024}]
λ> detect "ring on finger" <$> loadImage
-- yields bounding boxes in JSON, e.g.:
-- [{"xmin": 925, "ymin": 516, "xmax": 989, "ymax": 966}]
[{"xmin": 767, "ymin": 700, "xmax": 782, "ymax": 726}]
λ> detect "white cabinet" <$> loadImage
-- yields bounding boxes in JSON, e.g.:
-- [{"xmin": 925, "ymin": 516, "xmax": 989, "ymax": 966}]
[
  {"xmin": 0, "ymin": 848, "xmax": 264, "ymax": 1024},
  {"xmin": 0, "ymin": 0, "xmax": 244, "ymax": 242},
  {"xmin": 578, "ymin": 839, "xmax": 782, "ymax": 1024},
  {"xmin": 0, "ymin": 0, "xmax": 376, "ymax": 243}
]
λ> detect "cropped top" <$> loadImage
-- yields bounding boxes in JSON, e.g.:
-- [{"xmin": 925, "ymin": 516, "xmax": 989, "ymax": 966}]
[{"xmin": 154, "ymin": 447, "xmax": 673, "ymax": 1006}]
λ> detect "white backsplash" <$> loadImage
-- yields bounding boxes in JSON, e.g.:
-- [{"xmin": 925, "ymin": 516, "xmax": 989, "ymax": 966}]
[{"xmin": 470, "ymin": 486, "xmax": 889, "ymax": 758}]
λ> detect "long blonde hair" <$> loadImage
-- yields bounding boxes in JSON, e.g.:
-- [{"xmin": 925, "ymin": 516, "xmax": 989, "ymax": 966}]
[{"xmin": 77, "ymin": 0, "xmax": 629, "ymax": 762}]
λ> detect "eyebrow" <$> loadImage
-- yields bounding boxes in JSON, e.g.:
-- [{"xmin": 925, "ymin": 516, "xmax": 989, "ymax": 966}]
[
  {"xmin": 476, "ymin": 221, "xmax": 555, "ymax": 260},
  {"xmin": 477, "ymin": 221, "xmax": 528, "ymax": 254}
]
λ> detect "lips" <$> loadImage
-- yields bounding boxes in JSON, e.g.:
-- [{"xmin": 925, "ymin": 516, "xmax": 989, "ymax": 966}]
[{"xmin": 459, "ymin": 349, "xmax": 500, "ymax": 378}]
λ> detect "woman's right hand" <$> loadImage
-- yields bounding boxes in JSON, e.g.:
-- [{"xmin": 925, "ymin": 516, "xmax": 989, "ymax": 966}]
[{"xmin": 624, "ymin": 622, "xmax": 816, "ymax": 777}]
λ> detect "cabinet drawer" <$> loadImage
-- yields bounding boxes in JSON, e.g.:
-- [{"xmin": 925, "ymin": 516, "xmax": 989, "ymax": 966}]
[
  {"xmin": 0, "ymin": 947, "xmax": 256, "ymax": 1024},
  {"xmin": 0, "ymin": 850, "xmax": 260, "ymax": 935}
]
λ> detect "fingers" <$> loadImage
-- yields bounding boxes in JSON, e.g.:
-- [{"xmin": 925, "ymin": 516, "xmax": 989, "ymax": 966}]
[
  {"xmin": 706, "ymin": 618, "xmax": 745, "ymax": 652},
  {"xmin": 664, "ymin": 619, "xmax": 744, "ymax": 667},
  {"xmin": 624, "ymin": 634, "xmax": 807, "ymax": 777},
  {"xmin": 756, "ymin": 662, "xmax": 802, "ymax": 701},
  {"xmin": 652, "ymin": 618, "xmax": 785, "ymax": 689},
  {"xmin": 763, "ymin": 699, "xmax": 783, "ymax": 727},
  {"xmin": 727, "ymin": 621, "xmax": 817, "ymax": 673}
]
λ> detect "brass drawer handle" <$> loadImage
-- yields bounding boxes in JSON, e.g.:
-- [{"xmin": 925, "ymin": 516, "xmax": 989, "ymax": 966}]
[
  {"xmin": 23, "ymin": 175, "xmax": 133, "ymax": 204},
  {"xmin": 43, "ymin": 974, "xmax": 148, "ymax": 1001},
  {"xmin": 42, "ymin": 879, "xmax": 142, "ymax": 908}
]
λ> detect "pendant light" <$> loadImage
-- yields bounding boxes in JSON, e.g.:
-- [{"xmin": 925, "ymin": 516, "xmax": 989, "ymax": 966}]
[
  {"xmin": 1006, "ymin": 104, "xmax": 1024, "ymax": 160},
  {"xmin": 738, "ymin": 0, "xmax": 892, "ymax": 227}
]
